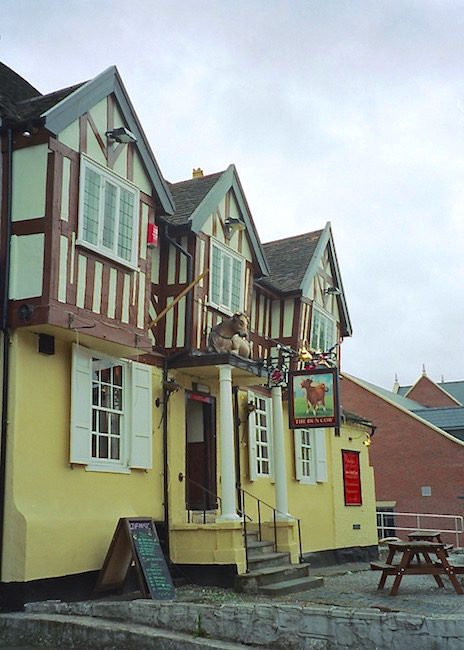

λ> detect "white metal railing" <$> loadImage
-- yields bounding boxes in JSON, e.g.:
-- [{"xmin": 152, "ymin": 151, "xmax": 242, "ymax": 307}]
[{"xmin": 376, "ymin": 511, "xmax": 464, "ymax": 548}]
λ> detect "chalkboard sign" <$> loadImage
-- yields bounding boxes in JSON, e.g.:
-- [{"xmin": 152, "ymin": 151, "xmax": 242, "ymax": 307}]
[{"xmin": 93, "ymin": 517, "xmax": 175, "ymax": 600}]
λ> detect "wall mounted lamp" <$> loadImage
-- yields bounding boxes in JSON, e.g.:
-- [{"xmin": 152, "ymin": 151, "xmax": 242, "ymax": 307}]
[
  {"xmin": 224, "ymin": 217, "xmax": 246, "ymax": 239},
  {"xmin": 323, "ymin": 286, "xmax": 341, "ymax": 296},
  {"xmin": 105, "ymin": 127, "xmax": 137, "ymax": 144}
]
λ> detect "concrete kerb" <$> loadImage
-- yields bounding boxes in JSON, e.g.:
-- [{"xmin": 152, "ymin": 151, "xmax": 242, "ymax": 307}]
[{"xmin": 2, "ymin": 598, "xmax": 462, "ymax": 650}]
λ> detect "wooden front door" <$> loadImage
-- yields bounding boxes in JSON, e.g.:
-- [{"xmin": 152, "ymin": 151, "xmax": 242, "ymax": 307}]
[{"xmin": 185, "ymin": 392, "xmax": 217, "ymax": 510}]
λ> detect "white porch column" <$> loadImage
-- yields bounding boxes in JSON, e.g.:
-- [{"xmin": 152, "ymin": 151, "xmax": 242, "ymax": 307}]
[
  {"xmin": 271, "ymin": 385, "xmax": 291, "ymax": 520},
  {"xmin": 216, "ymin": 365, "xmax": 240, "ymax": 522}
]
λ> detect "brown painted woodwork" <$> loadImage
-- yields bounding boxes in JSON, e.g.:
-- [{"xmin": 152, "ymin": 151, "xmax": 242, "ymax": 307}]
[{"xmin": 185, "ymin": 393, "xmax": 217, "ymax": 511}]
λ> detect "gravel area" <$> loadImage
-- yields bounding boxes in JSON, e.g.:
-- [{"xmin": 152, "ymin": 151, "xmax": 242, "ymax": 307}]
[{"xmin": 176, "ymin": 553, "xmax": 464, "ymax": 617}]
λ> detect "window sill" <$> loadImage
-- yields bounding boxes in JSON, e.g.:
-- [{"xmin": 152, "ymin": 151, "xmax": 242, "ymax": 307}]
[
  {"xmin": 85, "ymin": 463, "xmax": 131, "ymax": 474},
  {"xmin": 76, "ymin": 239, "xmax": 139, "ymax": 272}
]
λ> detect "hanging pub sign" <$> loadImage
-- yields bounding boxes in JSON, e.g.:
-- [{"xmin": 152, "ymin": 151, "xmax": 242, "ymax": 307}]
[{"xmin": 288, "ymin": 367, "xmax": 340, "ymax": 429}]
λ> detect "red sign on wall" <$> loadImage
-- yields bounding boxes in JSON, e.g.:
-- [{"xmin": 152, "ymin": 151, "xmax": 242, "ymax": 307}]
[{"xmin": 342, "ymin": 450, "xmax": 362, "ymax": 506}]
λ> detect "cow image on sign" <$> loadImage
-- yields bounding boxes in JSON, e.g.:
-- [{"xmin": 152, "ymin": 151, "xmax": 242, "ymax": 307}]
[
  {"xmin": 93, "ymin": 518, "xmax": 175, "ymax": 600},
  {"xmin": 288, "ymin": 367, "xmax": 340, "ymax": 428}
]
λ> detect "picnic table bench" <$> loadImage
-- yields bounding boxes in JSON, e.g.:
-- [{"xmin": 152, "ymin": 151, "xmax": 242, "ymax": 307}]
[{"xmin": 370, "ymin": 540, "xmax": 464, "ymax": 596}]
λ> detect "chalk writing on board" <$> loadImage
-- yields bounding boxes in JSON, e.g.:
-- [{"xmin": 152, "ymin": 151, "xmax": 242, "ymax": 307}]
[{"xmin": 129, "ymin": 520, "xmax": 175, "ymax": 600}]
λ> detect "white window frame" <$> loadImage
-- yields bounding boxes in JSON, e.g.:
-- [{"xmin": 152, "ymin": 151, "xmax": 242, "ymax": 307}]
[
  {"xmin": 248, "ymin": 390, "xmax": 273, "ymax": 480},
  {"xmin": 294, "ymin": 428, "xmax": 327, "ymax": 484},
  {"xmin": 77, "ymin": 155, "xmax": 140, "ymax": 269},
  {"xmin": 209, "ymin": 238, "xmax": 245, "ymax": 314},
  {"xmin": 70, "ymin": 344, "xmax": 152, "ymax": 473},
  {"xmin": 310, "ymin": 305, "xmax": 336, "ymax": 352}
]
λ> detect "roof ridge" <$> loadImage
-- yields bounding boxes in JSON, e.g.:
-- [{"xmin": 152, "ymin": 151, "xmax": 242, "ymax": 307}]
[
  {"xmin": 263, "ymin": 229, "xmax": 323, "ymax": 246},
  {"xmin": 169, "ymin": 170, "xmax": 226, "ymax": 187}
]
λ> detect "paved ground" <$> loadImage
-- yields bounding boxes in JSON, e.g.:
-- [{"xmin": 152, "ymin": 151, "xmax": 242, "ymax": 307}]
[{"xmin": 175, "ymin": 552, "xmax": 464, "ymax": 617}]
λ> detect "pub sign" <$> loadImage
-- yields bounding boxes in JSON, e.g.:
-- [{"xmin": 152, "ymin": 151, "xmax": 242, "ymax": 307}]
[{"xmin": 288, "ymin": 367, "xmax": 340, "ymax": 429}]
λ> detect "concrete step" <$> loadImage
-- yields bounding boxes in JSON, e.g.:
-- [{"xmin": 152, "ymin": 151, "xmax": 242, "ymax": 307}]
[
  {"xmin": 246, "ymin": 551, "xmax": 290, "ymax": 570},
  {"xmin": 236, "ymin": 562, "xmax": 311, "ymax": 593},
  {"xmin": 258, "ymin": 575, "xmax": 324, "ymax": 596},
  {"xmin": 0, "ymin": 612, "xmax": 260, "ymax": 650},
  {"xmin": 246, "ymin": 539, "xmax": 276, "ymax": 558}
]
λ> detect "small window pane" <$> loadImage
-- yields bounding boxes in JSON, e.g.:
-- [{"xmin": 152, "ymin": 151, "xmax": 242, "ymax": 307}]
[
  {"xmin": 110, "ymin": 437, "xmax": 120, "ymax": 460},
  {"xmin": 98, "ymin": 436, "xmax": 108, "ymax": 458}
]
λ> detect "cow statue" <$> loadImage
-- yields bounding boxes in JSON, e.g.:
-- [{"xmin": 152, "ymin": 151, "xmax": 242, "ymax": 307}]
[
  {"xmin": 300, "ymin": 378, "xmax": 328, "ymax": 415},
  {"xmin": 208, "ymin": 313, "xmax": 251, "ymax": 358}
]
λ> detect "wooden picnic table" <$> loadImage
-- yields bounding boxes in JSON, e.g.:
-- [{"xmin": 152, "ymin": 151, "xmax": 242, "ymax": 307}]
[
  {"xmin": 407, "ymin": 530, "xmax": 443, "ymax": 543},
  {"xmin": 370, "ymin": 540, "xmax": 464, "ymax": 596}
]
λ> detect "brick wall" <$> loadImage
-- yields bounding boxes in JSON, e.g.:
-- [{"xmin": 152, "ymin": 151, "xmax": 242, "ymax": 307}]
[
  {"xmin": 341, "ymin": 377, "xmax": 464, "ymax": 542},
  {"xmin": 405, "ymin": 376, "xmax": 460, "ymax": 407}
]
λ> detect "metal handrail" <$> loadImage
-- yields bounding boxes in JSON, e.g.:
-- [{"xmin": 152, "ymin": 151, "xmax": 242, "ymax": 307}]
[
  {"xmin": 377, "ymin": 510, "xmax": 464, "ymax": 548},
  {"xmin": 237, "ymin": 485, "xmax": 303, "ymax": 569}
]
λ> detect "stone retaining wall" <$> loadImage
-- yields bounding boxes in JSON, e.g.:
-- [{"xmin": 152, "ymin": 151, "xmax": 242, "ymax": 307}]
[{"xmin": 24, "ymin": 599, "xmax": 464, "ymax": 649}]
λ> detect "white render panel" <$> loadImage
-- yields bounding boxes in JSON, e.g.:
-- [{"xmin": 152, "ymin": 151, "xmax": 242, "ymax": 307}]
[
  {"xmin": 151, "ymin": 246, "xmax": 160, "ymax": 284},
  {"xmin": 176, "ymin": 296, "xmax": 186, "ymax": 347},
  {"xmin": 61, "ymin": 157, "xmax": 71, "ymax": 221},
  {"xmin": 283, "ymin": 299, "xmax": 294, "ymax": 338},
  {"xmin": 139, "ymin": 204, "xmax": 149, "ymax": 260},
  {"xmin": 107, "ymin": 268, "xmax": 117, "ymax": 319},
  {"xmin": 70, "ymin": 232, "xmax": 76, "ymax": 285},
  {"xmin": 92, "ymin": 261, "xmax": 103, "ymax": 313},
  {"xmin": 165, "ymin": 297, "xmax": 174, "ymax": 348},
  {"xmin": 89, "ymin": 98, "xmax": 107, "ymax": 139},
  {"xmin": 12, "ymin": 145, "xmax": 47, "ymax": 221},
  {"xmin": 179, "ymin": 237, "xmax": 188, "ymax": 283},
  {"xmin": 58, "ymin": 235, "xmax": 68, "ymax": 303},
  {"xmin": 122, "ymin": 273, "xmax": 131, "ymax": 323},
  {"xmin": 76, "ymin": 255, "xmax": 87, "ymax": 308},
  {"xmin": 86, "ymin": 127, "xmax": 106, "ymax": 167},
  {"xmin": 137, "ymin": 272, "xmax": 146, "ymax": 329},
  {"xmin": 198, "ymin": 239, "xmax": 206, "ymax": 287},
  {"xmin": 271, "ymin": 301, "xmax": 280, "ymax": 338},
  {"xmin": 9, "ymin": 234, "xmax": 44, "ymax": 299},
  {"xmin": 196, "ymin": 299, "xmax": 203, "ymax": 349},
  {"xmin": 167, "ymin": 245, "xmax": 176, "ymax": 285},
  {"xmin": 58, "ymin": 121, "xmax": 79, "ymax": 151},
  {"xmin": 133, "ymin": 154, "xmax": 151, "ymax": 194},
  {"xmin": 258, "ymin": 294, "xmax": 265, "ymax": 335}
]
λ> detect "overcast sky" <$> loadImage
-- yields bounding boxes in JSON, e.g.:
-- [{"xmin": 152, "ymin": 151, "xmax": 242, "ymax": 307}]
[{"xmin": 2, "ymin": 0, "xmax": 463, "ymax": 389}]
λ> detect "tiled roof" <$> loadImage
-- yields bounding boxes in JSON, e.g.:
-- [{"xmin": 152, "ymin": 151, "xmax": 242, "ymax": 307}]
[
  {"xmin": 412, "ymin": 407, "xmax": 464, "ymax": 432},
  {"xmin": 167, "ymin": 172, "xmax": 225, "ymax": 225},
  {"xmin": 14, "ymin": 83, "xmax": 84, "ymax": 121},
  {"xmin": 398, "ymin": 379, "xmax": 464, "ymax": 405},
  {"xmin": 0, "ymin": 62, "xmax": 41, "ymax": 120},
  {"xmin": 344, "ymin": 374, "xmax": 423, "ymax": 411},
  {"xmin": 0, "ymin": 61, "xmax": 84, "ymax": 124},
  {"xmin": 260, "ymin": 230, "xmax": 324, "ymax": 293}
]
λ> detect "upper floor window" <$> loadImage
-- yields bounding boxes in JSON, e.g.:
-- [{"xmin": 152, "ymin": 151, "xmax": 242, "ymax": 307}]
[
  {"xmin": 78, "ymin": 156, "xmax": 140, "ymax": 268},
  {"xmin": 310, "ymin": 306, "xmax": 336, "ymax": 352},
  {"xmin": 209, "ymin": 239, "xmax": 244, "ymax": 314}
]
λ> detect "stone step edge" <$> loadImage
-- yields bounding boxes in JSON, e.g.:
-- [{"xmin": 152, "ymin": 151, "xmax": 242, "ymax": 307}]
[
  {"xmin": 0, "ymin": 612, "xmax": 259, "ymax": 650},
  {"xmin": 237, "ymin": 563, "xmax": 310, "ymax": 580},
  {"xmin": 259, "ymin": 576, "xmax": 325, "ymax": 594}
]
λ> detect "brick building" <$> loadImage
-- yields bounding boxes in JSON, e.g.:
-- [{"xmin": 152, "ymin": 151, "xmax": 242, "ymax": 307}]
[{"xmin": 341, "ymin": 373, "xmax": 464, "ymax": 544}]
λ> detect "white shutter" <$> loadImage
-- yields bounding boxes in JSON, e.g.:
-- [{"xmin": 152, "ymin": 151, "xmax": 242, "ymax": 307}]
[
  {"xmin": 294, "ymin": 429, "xmax": 303, "ymax": 481},
  {"xmin": 129, "ymin": 361, "xmax": 153, "ymax": 469},
  {"xmin": 247, "ymin": 391, "xmax": 257, "ymax": 481},
  {"xmin": 315, "ymin": 428, "xmax": 328, "ymax": 482},
  {"xmin": 266, "ymin": 397, "xmax": 274, "ymax": 480},
  {"xmin": 70, "ymin": 343, "xmax": 92, "ymax": 464}
]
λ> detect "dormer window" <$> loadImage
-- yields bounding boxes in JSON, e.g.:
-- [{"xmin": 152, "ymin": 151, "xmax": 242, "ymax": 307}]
[
  {"xmin": 310, "ymin": 305, "xmax": 336, "ymax": 352},
  {"xmin": 209, "ymin": 239, "xmax": 244, "ymax": 314},
  {"xmin": 78, "ymin": 156, "xmax": 139, "ymax": 269}
]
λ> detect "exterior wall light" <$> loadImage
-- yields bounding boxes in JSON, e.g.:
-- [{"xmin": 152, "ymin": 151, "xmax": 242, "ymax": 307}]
[
  {"xmin": 224, "ymin": 217, "xmax": 245, "ymax": 239},
  {"xmin": 105, "ymin": 127, "xmax": 137, "ymax": 144}
]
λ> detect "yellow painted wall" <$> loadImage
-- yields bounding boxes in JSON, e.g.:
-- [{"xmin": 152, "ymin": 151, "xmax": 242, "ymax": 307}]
[
  {"xmin": 2, "ymin": 330, "xmax": 164, "ymax": 582},
  {"xmin": 164, "ymin": 374, "xmax": 377, "ymax": 568},
  {"xmin": 236, "ymin": 390, "xmax": 377, "ymax": 555}
]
